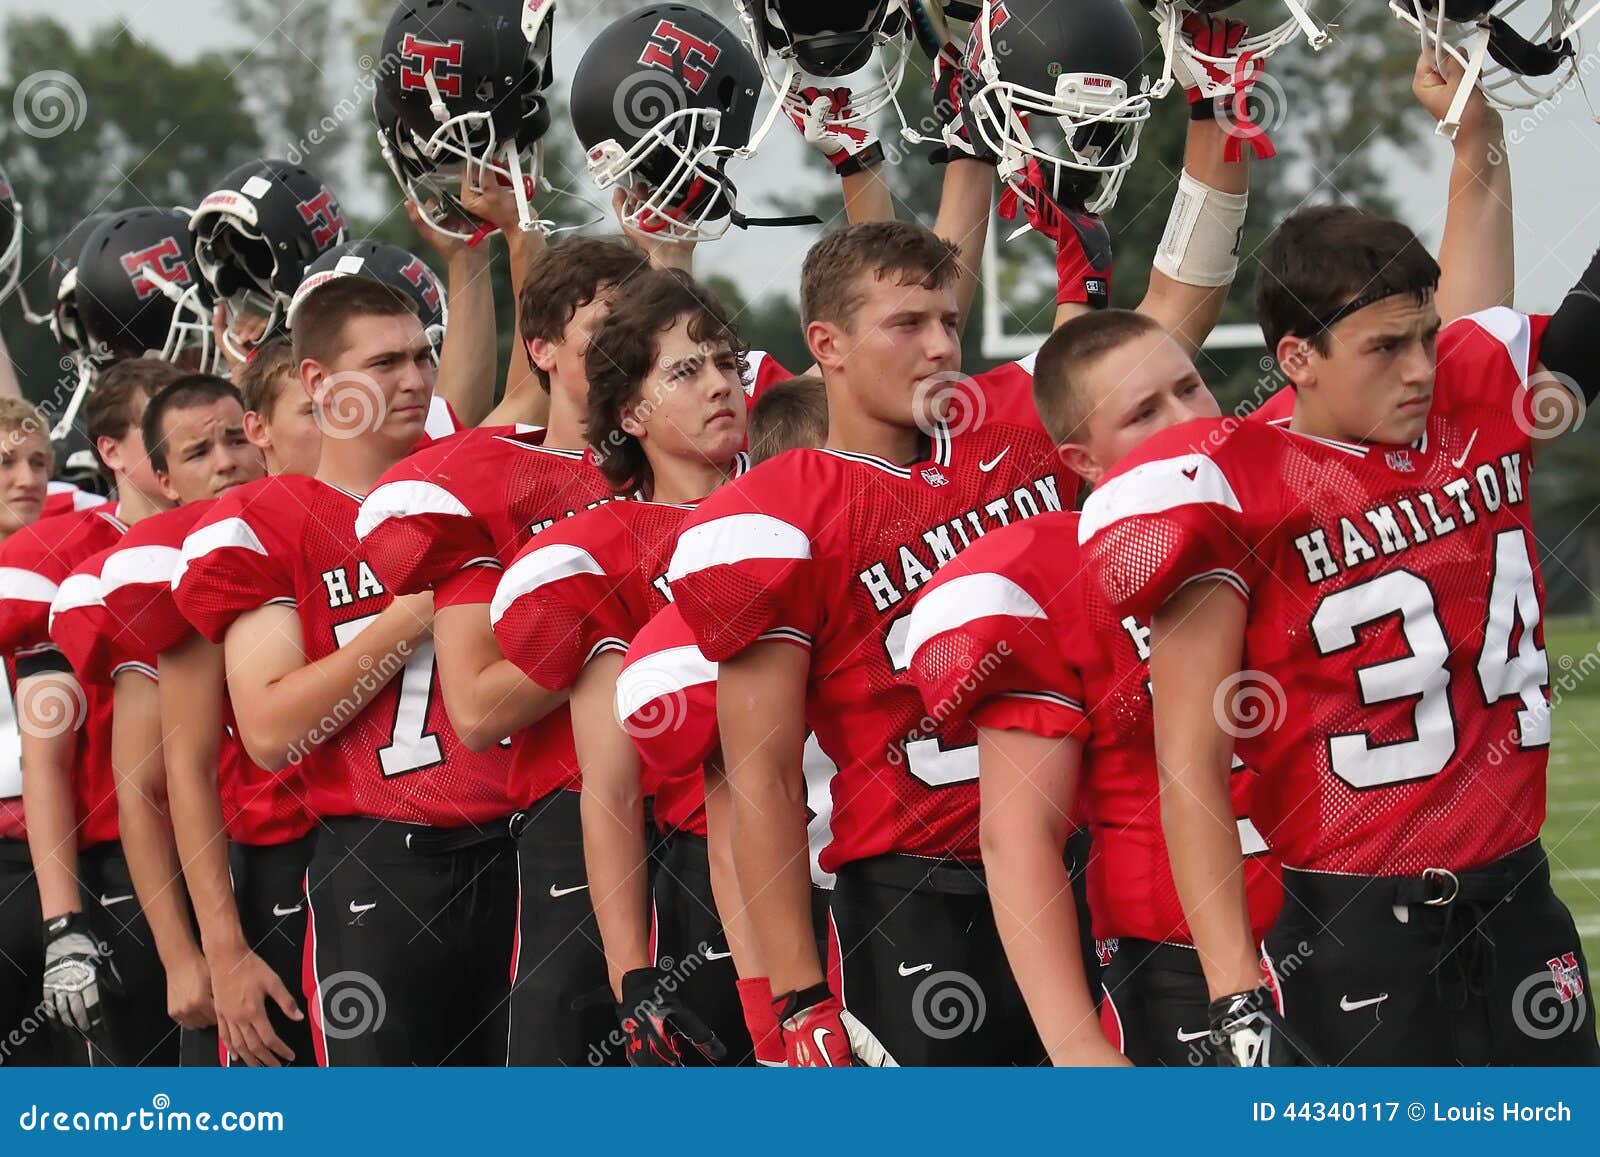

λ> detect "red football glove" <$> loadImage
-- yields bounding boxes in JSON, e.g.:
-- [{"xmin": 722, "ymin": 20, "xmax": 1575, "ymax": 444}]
[
  {"xmin": 736, "ymin": 977, "xmax": 786, "ymax": 1067},
  {"xmin": 774, "ymin": 982, "xmax": 897, "ymax": 1067},
  {"xmin": 999, "ymin": 159, "xmax": 1113, "ymax": 309},
  {"xmin": 791, "ymin": 87, "xmax": 884, "ymax": 175},
  {"xmin": 1174, "ymin": 12, "xmax": 1276, "ymax": 163}
]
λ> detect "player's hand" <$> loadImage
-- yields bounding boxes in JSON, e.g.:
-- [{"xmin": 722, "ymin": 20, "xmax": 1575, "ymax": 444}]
[
  {"xmin": 929, "ymin": 41, "xmax": 998, "ymax": 166},
  {"xmin": 1172, "ymin": 11, "xmax": 1250, "ymax": 102},
  {"xmin": 1413, "ymin": 50, "xmax": 1499, "ymax": 144},
  {"xmin": 212, "ymin": 943, "xmax": 302, "ymax": 1067},
  {"xmin": 617, "ymin": 967, "xmax": 726, "ymax": 1066},
  {"xmin": 166, "ymin": 949, "xmax": 217, "ymax": 1031},
  {"xmin": 40, "ymin": 912, "xmax": 119, "ymax": 1040},
  {"xmin": 456, "ymin": 168, "xmax": 534, "ymax": 239},
  {"xmin": 1207, "ymin": 987, "xmax": 1319, "ymax": 1067},
  {"xmin": 212, "ymin": 305, "xmax": 269, "ymax": 373},
  {"xmin": 1008, "ymin": 177, "xmax": 1112, "ymax": 310},
  {"xmin": 406, "ymin": 201, "xmax": 473, "ymax": 265},
  {"xmin": 774, "ymin": 982, "xmax": 897, "ymax": 1067},
  {"xmin": 613, "ymin": 189, "xmax": 696, "ymax": 272},
  {"xmin": 790, "ymin": 86, "xmax": 883, "ymax": 174}
]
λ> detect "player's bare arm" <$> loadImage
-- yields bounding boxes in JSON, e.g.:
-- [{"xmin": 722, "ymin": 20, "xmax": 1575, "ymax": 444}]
[
  {"xmin": 408, "ymin": 195, "xmax": 496, "ymax": 429},
  {"xmin": 1420, "ymin": 53, "xmax": 1513, "ymax": 321},
  {"xmin": 571, "ymin": 652, "xmax": 653, "ymax": 997},
  {"xmin": 161, "ymin": 632, "xmax": 301, "ymax": 1066},
  {"xmin": 459, "ymin": 176, "xmax": 550, "ymax": 429},
  {"xmin": 19, "ymin": 673, "xmax": 85, "ymax": 919},
  {"xmin": 977, "ymin": 724, "xmax": 1128, "ymax": 1067},
  {"xmin": 110, "ymin": 669, "xmax": 214, "ymax": 1030},
  {"xmin": 1149, "ymin": 580, "xmax": 1260, "ymax": 1001},
  {"xmin": 716, "ymin": 641, "xmax": 822, "ymax": 996},
  {"xmin": 431, "ymin": 602, "xmax": 567, "ymax": 751},
  {"xmin": 699, "ymin": 753, "xmax": 761, "ymax": 978},
  {"xmin": 223, "ymin": 595, "xmax": 431, "ymax": 772}
]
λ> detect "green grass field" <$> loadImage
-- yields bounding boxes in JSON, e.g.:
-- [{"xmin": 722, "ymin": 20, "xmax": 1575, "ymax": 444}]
[{"xmin": 1540, "ymin": 616, "xmax": 1600, "ymax": 962}]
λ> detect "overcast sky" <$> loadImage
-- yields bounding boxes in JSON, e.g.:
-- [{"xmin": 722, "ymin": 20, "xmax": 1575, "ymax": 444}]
[{"xmin": 3, "ymin": 0, "xmax": 1597, "ymax": 328}]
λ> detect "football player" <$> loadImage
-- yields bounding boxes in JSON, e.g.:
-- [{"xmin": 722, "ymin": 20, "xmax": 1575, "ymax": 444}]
[
  {"xmin": 0, "ymin": 396, "xmax": 83, "ymax": 1065},
  {"xmin": 0, "ymin": 358, "xmax": 184, "ymax": 1065},
  {"xmin": 1078, "ymin": 157, "xmax": 1600, "ymax": 1068},
  {"xmin": 238, "ymin": 338, "xmax": 322, "ymax": 479},
  {"xmin": 48, "ymin": 375, "xmax": 268, "ymax": 1066},
  {"xmin": 172, "ymin": 277, "xmax": 518, "ymax": 1066},
  {"xmin": 489, "ymin": 270, "xmax": 752, "ymax": 1065}
]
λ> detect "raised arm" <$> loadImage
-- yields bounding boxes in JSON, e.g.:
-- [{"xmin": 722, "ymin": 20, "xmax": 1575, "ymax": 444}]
[{"xmin": 408, "ymin": 199, "xmax": 497, "ymax": 428}]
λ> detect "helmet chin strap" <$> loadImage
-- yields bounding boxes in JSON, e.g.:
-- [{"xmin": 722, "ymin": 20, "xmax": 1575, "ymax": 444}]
[{"xmin": 49, "ymin": 358, "xmax": 96, "ymax": 441}]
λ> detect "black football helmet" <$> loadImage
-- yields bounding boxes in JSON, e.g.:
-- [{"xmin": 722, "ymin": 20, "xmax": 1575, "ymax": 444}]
[
  {"xmin": 572, "ymin": 4, "xmax": 765, "ymax": 243},
  {"xmin": 189, "ymin": 158, "xmax": 347, "ymax": 360},
  {"xmin": 0, "ymin": 163, "xmax": 20, "ymax": 305},
  {"xmin": 51, "ymin": 208, "xmax": 213, "ymax": 438},
  {"xmin": 28, "ymin": 212, "xmax": 112, "ymax": 360},
  {"xmin": 377, "ymin": 0, "xmax": 556, "ymax": 239},
  {"xmin": 734, "ymin": 1, "xmax": 916, "ymax": 141},
  {"xmin": 287, "ymin": 240, "xmax": 449, "ymax": 355},
  {"xmin": 1391, "ymin": 1, "xmax": 1583, "ymax": 135},
  {"xmin": 961, "ymin": 0, "xmax": 1153, "ymax": 215}
]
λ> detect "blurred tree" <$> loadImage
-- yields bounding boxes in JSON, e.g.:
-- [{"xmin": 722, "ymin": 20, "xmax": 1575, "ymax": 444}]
[{"xmin": 0, "ymin": 16, "xmax": 261, "ymax": 410}]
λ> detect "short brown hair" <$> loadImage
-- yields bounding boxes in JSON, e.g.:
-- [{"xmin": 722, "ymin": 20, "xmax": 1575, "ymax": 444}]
[
  {"xmin": 141, "ymin": 374, "xmax": 243, "ymax": 474},
  {"xmin": 0, "ymin": 397, "xmax": 48, "ymax": 442},
  {"xmin": 290, "ymin": 277, "xmax": 418, "ymax": 368},
  {"xmin": 748, "ymin": 376, "xmax": 827, "ymax": 465},
  {"xmin": 519, "ymin": 237, "xmax": 650, "ymax": 392},
  {"xmin": 1256, "ymin": 206, "xmax": 1440, "ymax": 355},
  {"xmin": 84, "ymin": 356, "xmax": 185, "ymax": 471},
  {"xmin": 237, "ymin": 336, "xmax": 298, "ymax": 419},
  {"xmin": 800, "ymin": 221, "xmax": 962, "ymax": 328},
  {"xmin": 1033, "ymin": 310, "xmax": 1166, "ymax": 445},
  {"xmin": 584, "ymin": 268, "xmax": 748, "ymax": 494}
]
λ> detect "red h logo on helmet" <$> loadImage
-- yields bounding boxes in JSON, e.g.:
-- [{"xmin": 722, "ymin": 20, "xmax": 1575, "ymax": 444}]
[
  {"xmin": 297, "ymin": 188, "xmax": 345, "ymax": 250},
  {"xmin": 399, "ymin": 33, "xmax": 465, "ymax": 98},
  {"xmin": 119, "ymin": 238, "xmax": 191, "ymax": 301},
  {"xmin": 638, "ymin": 19, "xmax": 721, "ymax": 94},
  {"xmin": 399, "ymin": 256, "xmax": 442, "ymax": 312}
]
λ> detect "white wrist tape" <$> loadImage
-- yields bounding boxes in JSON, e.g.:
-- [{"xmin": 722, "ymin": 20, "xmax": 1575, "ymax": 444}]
[{"xmin": 1154, "ymin": 171, "xmax": 1249, "ymax": 289}]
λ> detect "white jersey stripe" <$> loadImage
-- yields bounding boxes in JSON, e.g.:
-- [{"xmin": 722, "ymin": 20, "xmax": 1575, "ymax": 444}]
[
  {"xmin": 902, "ymin": 572, "xmax": 1047, "ymax": 664},
  {"xmin": 666, "ymin": 513, "xmax": 811, "ymax": 582},
  {"xmin": 355, "ymin": 479, "xmax": 473, "ymax": 541},
  {"xmin": 1078, "ymin": 454, "xmax": 1243, "ymax": 543},
  {"xmin": 488, "ymin": 543, "xmax": 605, "ymax": 627}
]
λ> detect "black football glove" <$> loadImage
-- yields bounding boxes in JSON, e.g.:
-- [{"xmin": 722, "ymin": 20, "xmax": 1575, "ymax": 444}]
[
  {"xmin": 1208, "ymin": 986, "xmax": 1319, "ymax": 1067},
  {"xmin": 41, "ymin": 912, "xmax": 120, "ymax": 1040},
  {"xmin": 617, "ymin": 968, "xmax": 726, "ymax": 1066}
]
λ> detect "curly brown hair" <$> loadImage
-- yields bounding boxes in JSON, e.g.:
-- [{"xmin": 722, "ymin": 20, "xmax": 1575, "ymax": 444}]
[{"xmin": 584, "ymin": 268, "xmax": 749, "ymax": 495}]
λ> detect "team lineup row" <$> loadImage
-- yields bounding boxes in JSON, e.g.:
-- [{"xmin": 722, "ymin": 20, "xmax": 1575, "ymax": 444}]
[{"xmin": 1, "ymin": 0, "xmax": 1598, "ymax": 1069}]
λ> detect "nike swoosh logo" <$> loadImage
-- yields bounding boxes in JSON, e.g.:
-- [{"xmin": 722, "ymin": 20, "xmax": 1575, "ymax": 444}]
[
  {"xmin": 99, "ymin": 894, "xmax": 133, "ymax": 907},
  {"xmin": 978, "ymin": 449, "xmax": 1009, "ymax": 473},
  {"xmin": 272, "ymin": 904, "xmax": 304, "ymax": 917},
  {"xmin": 1339, "ymin": 993, "xmax": 1389, "ymax": 1012},
  {"xmin": 348, "ymin": 901, "xmax": 376, "ymax": 915},
  {"xmin": 548, "ymin": 884, "xmax": 588, "ymax": 898},
  {"xmin": 703, "ymin": 947, "xmax": 733, "ymax": 961},
  {"xmin": 1450, "ymin": 429, "xmax": 1478, "ymax": 470},
  {"xmin": 812, "ymin": 1026, "xmax": 835, "ymax": 1066},
  {"xmin": 897, "ymin": 962, "xmax": 933, "ymax": 977},
  {"xmin": 1176, "ymin": 1027, "xmax": 1211, "ymax": 1043}
]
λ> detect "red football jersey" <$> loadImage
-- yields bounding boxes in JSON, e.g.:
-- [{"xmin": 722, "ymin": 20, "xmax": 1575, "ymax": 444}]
[
  {"xmin": 742, "ymin": 350, "xmax": 792, "ymax": 408},
  {"xmin": 1, "ymin": 652, "xmax": 26, "ymax": 839},
  {"xmin": 618, "ymin": 605, "xmax": 717, "ymax": 835},
  {"xmin": 491, "ymin": 499, "xmax": 708, "ymax": 832},
  {"xmin": 1080, "ymin": 308, "xmax": 1555, "ymax": 875},
  {"xmin": 101, "ymin": 502, "xmax": 315, "ymax": 846},
  {"xmin": 905, "ymin": 510, "xmax": 1281, "ymax": 944},
  {"xmin": 44, "ymin": 481, "xmax": 109, "ymax": 519},
  {"xmin": 0, "ymin": 504, "xmax": 129, "ymax": 849},
  {"xmin": 356, "ymin": 426, "xmax": 619, "ymax": 805},
  {"xmin": 48, "ymin": 547, "xmax": 126, "ymax": 688},
  {"xmin": 174, "ymin": 474, "xmax": 516, "ymax": 828},
  {"xmin": 669, "ymin": 358, "xmax": 1072, "ymax": 869}
]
